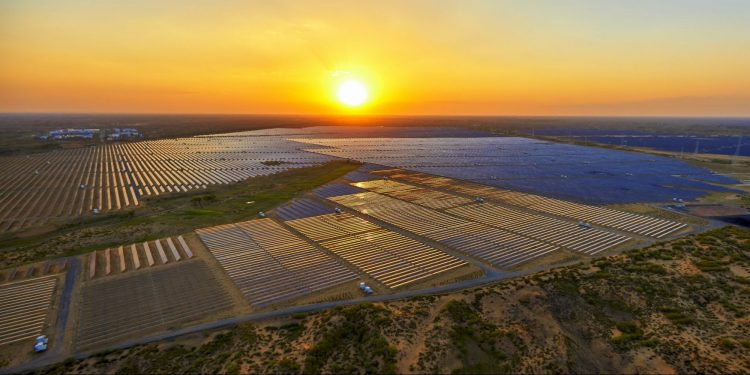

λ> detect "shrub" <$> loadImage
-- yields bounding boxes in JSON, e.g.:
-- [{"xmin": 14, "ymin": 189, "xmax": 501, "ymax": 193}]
[
  {"xmin": 659, "ymin": 307, "xmax": 694, "ymax": 325},
  {"xmin": 719, "ymin": 338, "xmax": 737, "ymax": 351}
]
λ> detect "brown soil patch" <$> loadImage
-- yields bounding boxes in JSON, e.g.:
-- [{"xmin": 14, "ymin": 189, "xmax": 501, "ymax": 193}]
[
  {"xmin": 687, "ymin": 204, "xmax": 750, "ymax": 217},
  {"xmin": 611, "ymin": 327, "xmax": 622, "ymax": 338},
  {"xmin": 674, "ymin": 259, "xmax": 702, "ymax": 276},
  {"xmin": 729, "ymin": 264, "xmax": 750, "ymax": 277},
  {"xmin": 12, "ymin": 223, "xmax": 59, "ymax": 238},
  {"xmin": 631, "ymin": 349, "xmax": 677, "ymax": 375}
]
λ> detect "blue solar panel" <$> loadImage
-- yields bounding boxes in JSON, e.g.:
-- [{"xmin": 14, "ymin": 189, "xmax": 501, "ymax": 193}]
[
  {"xmin": 530, "ymin": 127, "xmax": 750, "ymax": 157},
  {"xmin": 299, "ymin": 137, "xmax": 740, "ymax": 205},
  {"xmin": 274, "ymin": 198, "xmax": 333, "ymax": 221},
  {"xmin": 343, "ymin": 170, "xmax": 379, "ymax": 182},
  {"xmin": 313, "ymin": 183, "xmax": 365, "ymax": 198}
]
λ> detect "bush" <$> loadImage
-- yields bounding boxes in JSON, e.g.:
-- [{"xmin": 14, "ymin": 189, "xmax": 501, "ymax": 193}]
[
  {"xmin": 719, "ymin": 338, "xmax": 737, "ymax": 351},
  {"xmin": 303, "ymin": 304, "xmax": 397, "ymax": 374},
  {"xmin": 612, "ymin": 321, "xmax": 647, "ymax": 347},
  {"xmin": 625, "ymin": 262, "xmax": 668, "ymax": 275},
  {"xmin": 616, "ymin": 321, "xmax": 639, "ymax": 334},
  {"xmin": 659, "ymin": 307, "xmax": 694, "ymax": 325},
  {"xmin": 693, "ymin": 260, "xmax": 728, "ymax": 273},
  {"xmin": 274, "ymin": 358, "xmax": 300, "ymax": 374}
]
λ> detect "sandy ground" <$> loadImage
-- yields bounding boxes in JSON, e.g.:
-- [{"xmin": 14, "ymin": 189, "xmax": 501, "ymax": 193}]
[
  {"xmin": 511, "ymin": 249, "xmax": 583, "ymax": 271},
  {"xmin": 729, "ymin": 264, "xmax": 750, "ymax": 277},
  {"xmin": 686, "ymin": 204, "xmax": 750, "ymax": 217},
  {"xmin": 674, "ymin": 258, "xmax": 702, "ymax": 276},
  {"xmin": 399, "ymin": 264, "xmax": 484, "ymax": 291}
]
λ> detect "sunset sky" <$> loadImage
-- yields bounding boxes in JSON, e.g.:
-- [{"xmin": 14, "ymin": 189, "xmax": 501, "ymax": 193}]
[{"xmin": 1, "ymin": 0, "xmax": 749, "ymax": 116}]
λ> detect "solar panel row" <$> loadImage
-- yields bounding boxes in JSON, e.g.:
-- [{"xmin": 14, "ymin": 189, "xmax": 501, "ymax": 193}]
[
  {"xmin": 285, "ymin": 213, "xmax": 380, "ymax": 242},
  {"xmin": 378, "ymin": 170, "xmax": 687, "ymax": 238},
  {"xmin": 329, "ymin": 192, "xmax": 560, "ymax": 268},
  {"xmin": 0, "ymin": 275, "xmax": 58, "ymax": 347},
  {"xmin": 196, "ymin": 219, "xmax": 356, "ymax": 307},
  {"xmin": 0, "ymin": 136, "xmax": 331, "ymax": 232},
  {"xmin": 76, "ymin": 261, "xmax": 234, "ymax": 350},
  {"xmin": 293, "ymin": 136, "xmax": 736, "ymax": 204},
  {"xmin": 86, "ymin": 235, "xmax": 194, "ymax": 280},
  {"xmin": 352, "ymin": 179, "xmax": 633, "ymax": 255},
  {"xmin": 287, "ymin": 213, "xmax": 467, "ymax": 288}
]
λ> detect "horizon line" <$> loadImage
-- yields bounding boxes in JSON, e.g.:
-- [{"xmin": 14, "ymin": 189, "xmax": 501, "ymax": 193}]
[{"xmin": 1, "ymin": 112, "xmax": 749, "ymax": 119}]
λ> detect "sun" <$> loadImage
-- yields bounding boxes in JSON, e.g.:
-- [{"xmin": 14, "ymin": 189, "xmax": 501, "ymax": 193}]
[{"xmin": 336, "ymin": 79, "xmax": 368, "ymax": 107}]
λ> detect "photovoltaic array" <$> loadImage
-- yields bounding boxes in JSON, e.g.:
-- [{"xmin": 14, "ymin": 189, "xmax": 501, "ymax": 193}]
[
  {"xmin": 0, "ymin": 128, "xmax": 715, "ymax": 234},
  {"xmin": 196, "ymin": 219, "xmax": 357, "ymax": 307},
  {"xmin": 0, "ymin": 276, "xmax": 58, "ymax": 347},
  {"xmin": 328, "ymin": 192, "xmax": 559, "ymax": 268},
  {"xmin": 293, "ymin": 136, "xmax": 737, "ymax": 204},
  {"xmin": 76, "ymin": 261, "xmax": 234, "ymax": 350},
  {"xmin": 86, "ymin": 235, "xmax": 195, "ymax": 280},
  {"xmin": 0, "ymin": 136, "xmax": 331, "ymax": 232},
  {"xmin": 352, "ymin": 179, "xmax": 633, "ymax": 255},
  {"xmin": 286, "ymin": 213, "xmax": 467, "ymax": 288},
  {"xmin": 375, "ymin": 170, "xmax": 687, "ymax": 238}
]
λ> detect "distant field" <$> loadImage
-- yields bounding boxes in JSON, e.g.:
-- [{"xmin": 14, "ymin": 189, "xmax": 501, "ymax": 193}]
[
  {"xmin": 531, "ymin": 129, "xmax": 750, "ymax": 157},
  {"xmin": 0, "ymin": 114, "xmax": 488, "ymax": 156},
  {"xmin": 4, "ymin": 114, "xmax": 747, "ymax": 156}
]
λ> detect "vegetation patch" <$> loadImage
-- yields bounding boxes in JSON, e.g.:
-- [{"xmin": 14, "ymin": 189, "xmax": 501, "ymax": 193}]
[
  {"xmin": 659, "ymin": 307, "xmax": 694, "ymax": 326},
  {"xmin": 304, "ymin": 304, "xmax": 398, "ymax": 374},
  {"xmin": 442, "ymin": 300, "xmax": 522, "ymax": 374}
]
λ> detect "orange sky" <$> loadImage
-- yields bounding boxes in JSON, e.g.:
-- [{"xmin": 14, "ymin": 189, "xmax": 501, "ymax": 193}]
[{"xmin": 1, "ymin": 0, "xmax": 749, "ymax": 116}]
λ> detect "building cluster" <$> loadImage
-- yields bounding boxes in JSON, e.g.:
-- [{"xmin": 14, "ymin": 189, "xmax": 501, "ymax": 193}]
[
  {"xmin": 106, "ymin": 128, "xmax": 142, "ymax": 140},
  {"xmin": 39, "ymin": 128, "xmax": 99, "ymax": 140},
  {"xmin": 38, "ymin": 128, "xmax": 142, "ymax": 141}
]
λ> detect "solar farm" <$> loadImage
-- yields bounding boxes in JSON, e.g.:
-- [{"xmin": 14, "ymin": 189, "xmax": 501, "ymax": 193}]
[
  {"xmin": 328, "ymin": 191, "xmax": 560, "ymax": 268},
  {"xmin": 0, "ymin": 136, "xmax": 331, "ymax": 232},
  {"xmin": 293, "ymin": 136, "xmax": 737, "ymax": 204},
  {"xmin": 0, "ymin": 125, "xmax": 726, "ymax": 361},
  {"xmin": 196, "ymin": 219, "xmax": 358, "ymax": 307},
  {"xmin": 286, "ymin": 213, "xmax": 468, "ymax": 288},
  {"xmin": 86, "ymin": 235, "xmax": 195, "ymax": 280},
  {"xmin": 0, "ymin": 276, "xmax": 58, "ymax": 347},
  {"xmin": 349, "ymin": 179, "xmax": 634, "ymax": 255},
  {"xmin": 372, "ymin": 170, "xmax": 688, "ymax": 238},
  {"xmin": 75, "ymin": 261, "xmax": 236, "ymax": 350}
]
